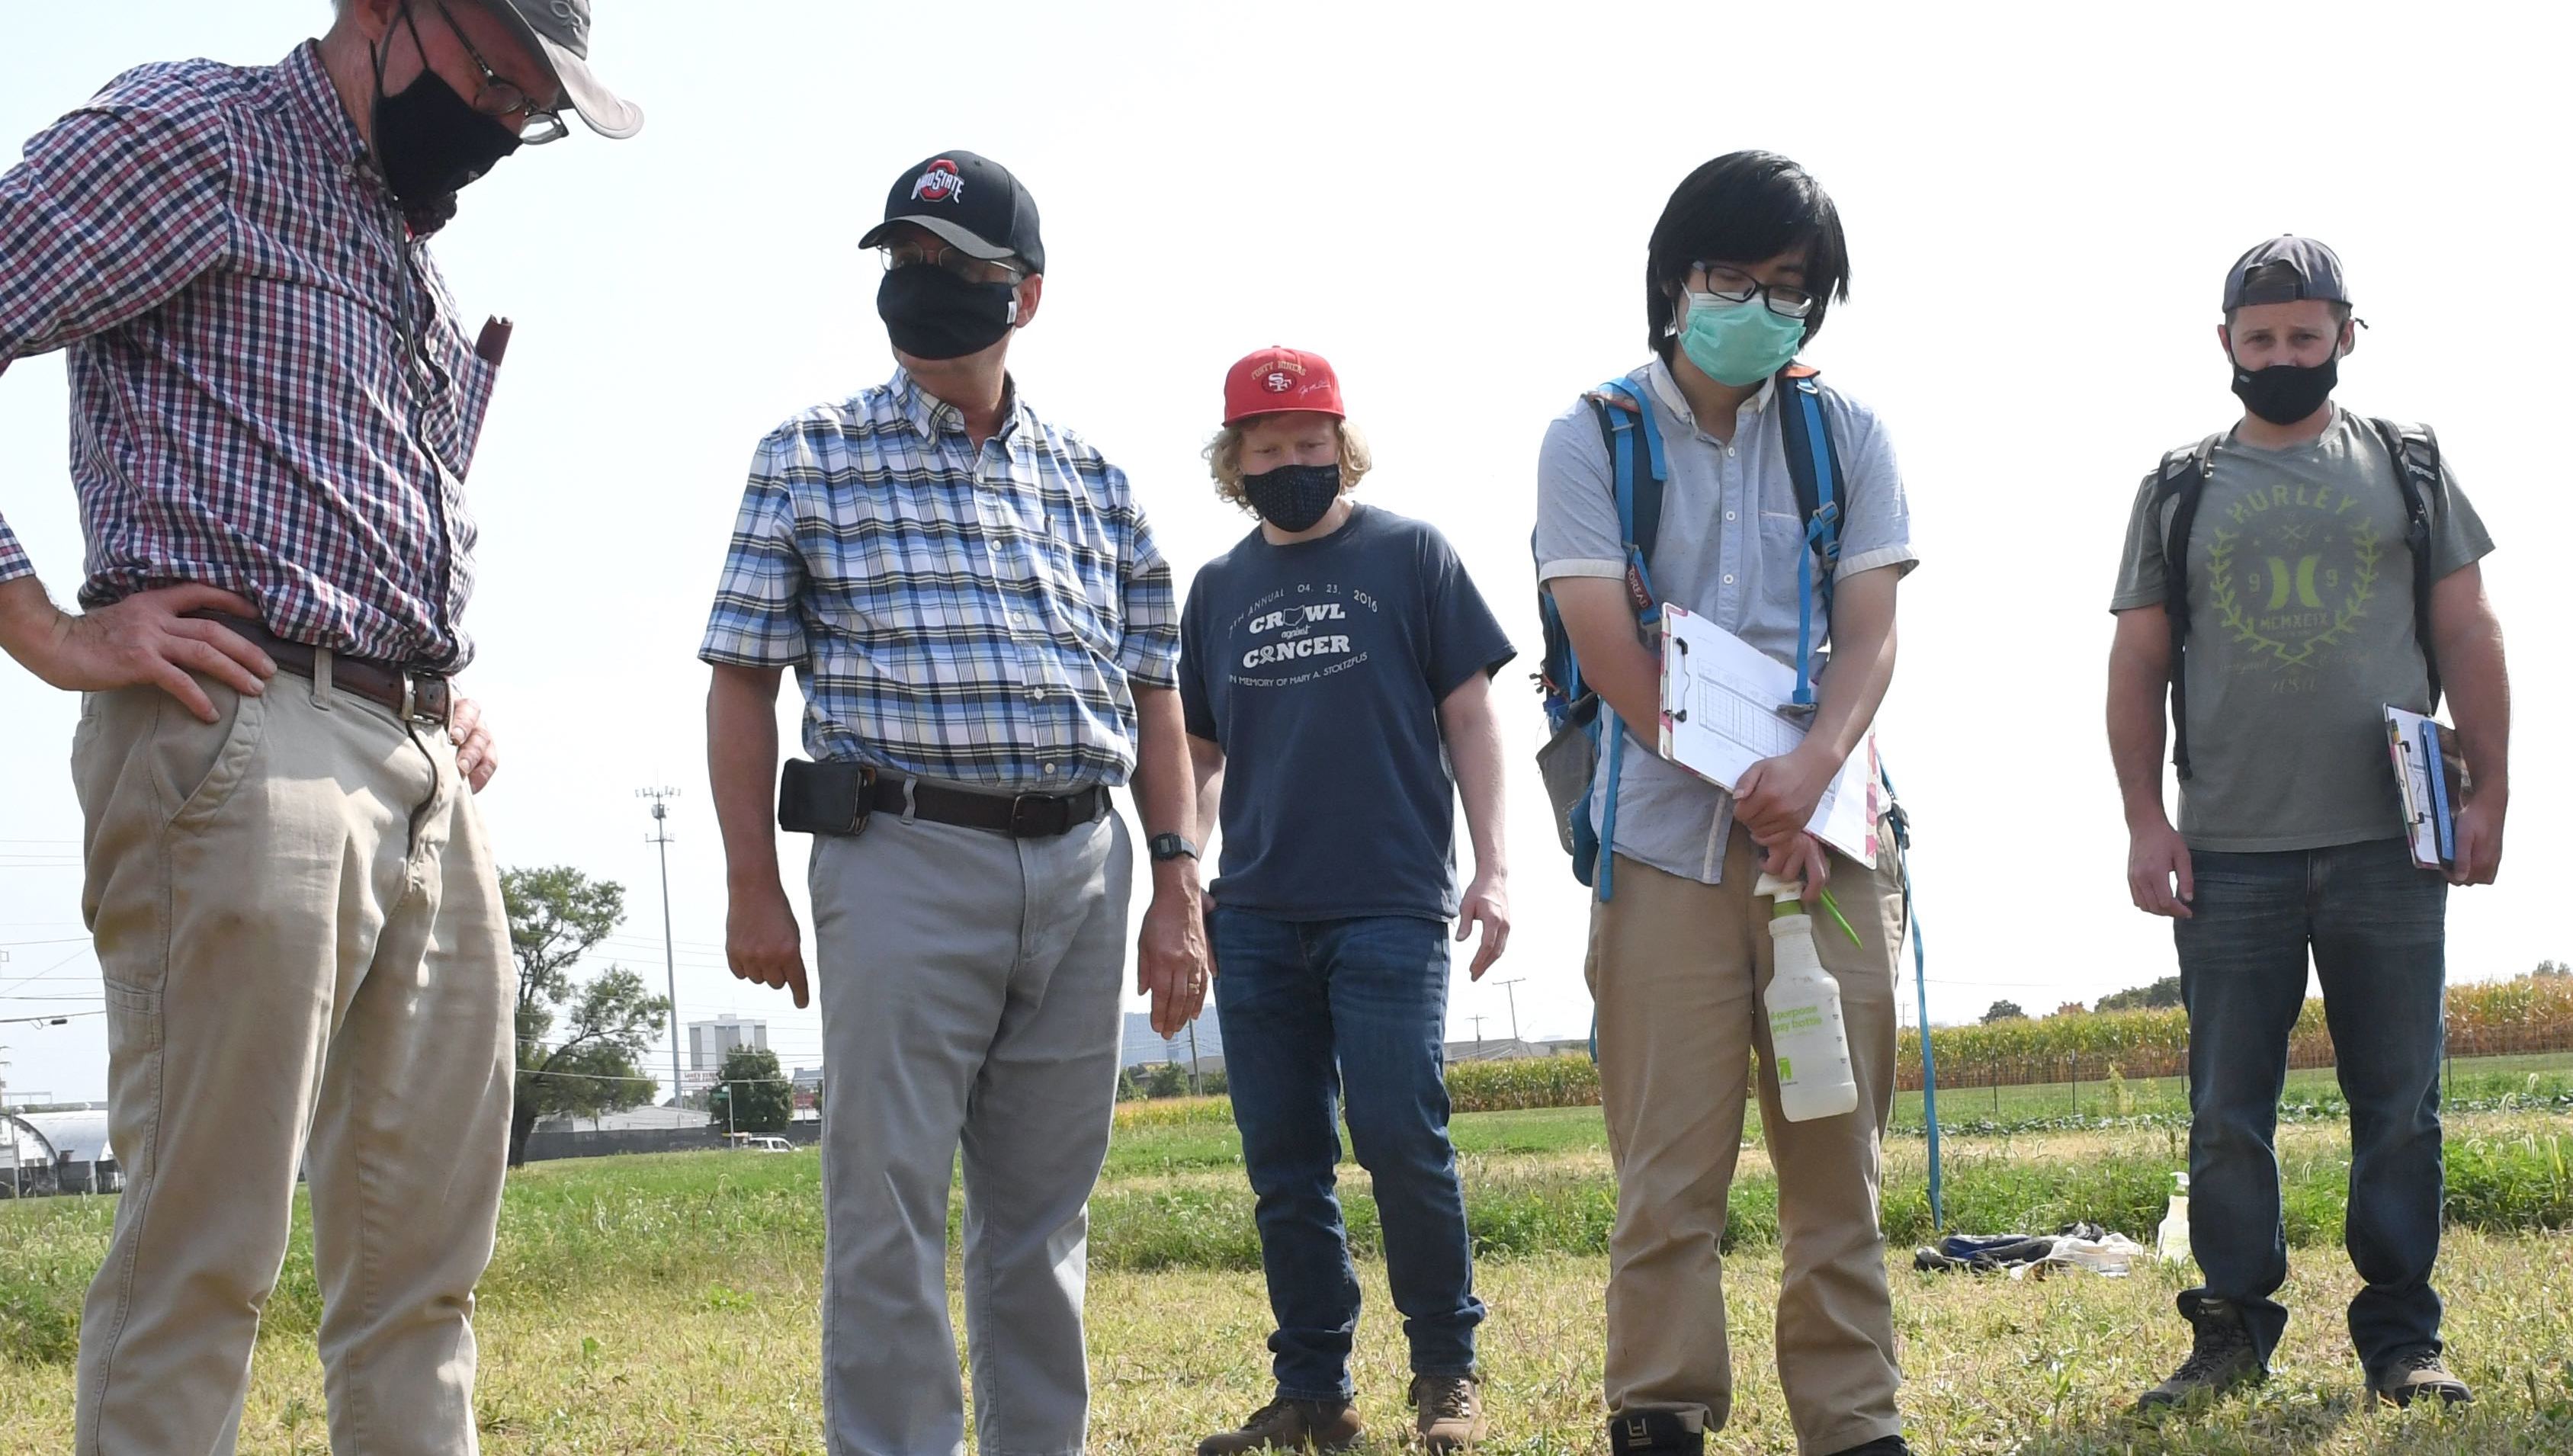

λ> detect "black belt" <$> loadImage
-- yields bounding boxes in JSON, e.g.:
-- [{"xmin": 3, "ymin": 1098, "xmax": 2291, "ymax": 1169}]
[{"xmin": 777, "ymin": 759, "xmax": 1106, "ymax": 839}]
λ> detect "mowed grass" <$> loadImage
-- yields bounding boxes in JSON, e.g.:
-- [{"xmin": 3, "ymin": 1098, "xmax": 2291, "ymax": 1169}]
[{"xmin": 2, "ymin": 1063, "xmax": 2569, "ymax": 1453}]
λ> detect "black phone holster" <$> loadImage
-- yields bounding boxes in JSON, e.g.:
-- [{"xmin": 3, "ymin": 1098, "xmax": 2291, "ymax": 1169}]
[{"xmin": 778, "ymin": 758, "xmax": 876, "ymax": 837}]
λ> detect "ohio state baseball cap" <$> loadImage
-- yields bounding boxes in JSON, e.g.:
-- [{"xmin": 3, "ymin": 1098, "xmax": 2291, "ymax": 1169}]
[
  {"xmin": 2223, "ymin": 236, "xmax": 2350, "ymax": 313},
  {"xmin": 1224, "ymin": 346, "xmax": 1346, "ymax": 426},
  {"xmin": 857, "ymin": 152, "xmax": 1045, "ymax": 274},
  {"xmin": 486, "ymin": 0, "xmax": 643, "ymax": 140}
]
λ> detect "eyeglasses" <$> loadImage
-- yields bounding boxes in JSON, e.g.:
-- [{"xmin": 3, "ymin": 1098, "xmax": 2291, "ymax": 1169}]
[
  {"xmin": 877, "ymin": 242, "xmax": 1026, "ymax": 287},
  {"xmin": 415, "ymin": 0, "xmax": 568, "ymax": 145},
  {"xmin": 1691, "ymin": 262, "xmax": 1815, "ymax": 320}
]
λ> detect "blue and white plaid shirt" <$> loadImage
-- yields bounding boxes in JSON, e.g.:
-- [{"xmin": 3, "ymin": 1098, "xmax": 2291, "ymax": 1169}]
[{"xmin": 700, "ymin": 370, "xmax": 1179, "ymax": 792}]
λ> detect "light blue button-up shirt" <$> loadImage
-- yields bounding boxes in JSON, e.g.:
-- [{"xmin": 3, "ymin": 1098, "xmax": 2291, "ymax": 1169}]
[{"xmin": 1534, "ymin": 358, "xmax": 1917, "ymax": 884}]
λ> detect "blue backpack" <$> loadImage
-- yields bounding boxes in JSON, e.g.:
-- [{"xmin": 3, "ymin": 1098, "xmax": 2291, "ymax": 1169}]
[{"xmin": 1532, "ymin": 363, "xmax": 1847, "ymax": 899}]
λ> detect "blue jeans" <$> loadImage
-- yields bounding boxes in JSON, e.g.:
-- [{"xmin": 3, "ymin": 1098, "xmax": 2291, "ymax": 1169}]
[
  {"xmin": 1211, "ymin": 909, "xmax": 1484, "ymax": 1402},
  {"xmin": 2174, "ymin": 837, "xmax": 2448, "ymax": 1376}
]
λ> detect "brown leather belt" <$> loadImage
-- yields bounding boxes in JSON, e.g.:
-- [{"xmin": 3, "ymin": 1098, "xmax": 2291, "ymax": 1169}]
[{"xmin": 184, "ymin": 612, "xmax": 454, "ymax": 729}]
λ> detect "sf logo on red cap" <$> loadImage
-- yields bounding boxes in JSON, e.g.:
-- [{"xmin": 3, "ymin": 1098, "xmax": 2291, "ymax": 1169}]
[
  {"xmin": 911, "ymin": 160, "xmax": 964, "ymax": 204},
  {"xmin": 1261, "ymin": 358, "xmax": 1306, "ymax": 394}
]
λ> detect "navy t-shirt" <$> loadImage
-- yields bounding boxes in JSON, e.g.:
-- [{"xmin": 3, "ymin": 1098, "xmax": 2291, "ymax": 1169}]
[{"xmin": 1179, "ymin": 505, "xmax": 1516, "ymax": 922}]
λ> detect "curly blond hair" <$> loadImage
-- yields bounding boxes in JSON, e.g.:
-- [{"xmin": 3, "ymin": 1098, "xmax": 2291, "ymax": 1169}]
[{"xmin": 1205, "ymin": 419, "xmax": 1374, "ymax": 515}]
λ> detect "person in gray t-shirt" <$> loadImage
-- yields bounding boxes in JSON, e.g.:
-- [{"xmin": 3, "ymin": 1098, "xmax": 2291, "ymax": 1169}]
[{"xmin": 2104, "ymin": 236, "xmax": 2512, "ymax": 1416}]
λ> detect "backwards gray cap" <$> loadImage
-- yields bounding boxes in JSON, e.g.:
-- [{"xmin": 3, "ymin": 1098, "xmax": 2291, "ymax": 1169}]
[
  {"xmin": 487, "ymin": 0, "xmax": 643, "ymax": 140},
  {"xmin": 2223, "ymin": 236, "xmax": 2348, "ymax": 313}
]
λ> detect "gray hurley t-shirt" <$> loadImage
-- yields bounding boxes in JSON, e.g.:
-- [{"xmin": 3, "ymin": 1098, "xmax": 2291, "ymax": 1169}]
[
  {"xmin": 2110, "ymin": 409, "xmax": 2493, "ymax": 853},
  {"xmin": 1535, "ymin": 359, "xmax": 1917, "ymax": 885}
]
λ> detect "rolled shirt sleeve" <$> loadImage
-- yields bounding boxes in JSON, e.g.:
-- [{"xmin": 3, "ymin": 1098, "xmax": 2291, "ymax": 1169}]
[
  {"xmin": 1829, "ymin": 400, "xmax": 1918, "ymax": 582},
  {"xmin": 1533, "ymin": 404, "xmax": 1628, "ymax": 585},
  {"xmin": 698, "ymin": 436, "xmax": 813, "ymax": 668},
  {"xmin": 1114, "ymin": 473, "xmax": 1180, "ymax": 691},
  {"xmin": 0, "ymin": 82, "xmax": 235, "ymax": 585}
]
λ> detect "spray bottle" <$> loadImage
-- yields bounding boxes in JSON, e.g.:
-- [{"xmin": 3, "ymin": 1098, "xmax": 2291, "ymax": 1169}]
[
  {"xmin": 1757, "ymin": 873, "xmax": 1859, "ymax": 1121},
  {"xmin": 2157, "ymin": 1171, "xmax": 2192, "ymax": 1263}
]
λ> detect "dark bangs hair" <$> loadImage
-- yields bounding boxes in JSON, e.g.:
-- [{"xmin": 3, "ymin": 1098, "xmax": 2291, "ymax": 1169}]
[{"xmin": 1645, "ymin": 151, "xmax": 1851, "ymax": 361}]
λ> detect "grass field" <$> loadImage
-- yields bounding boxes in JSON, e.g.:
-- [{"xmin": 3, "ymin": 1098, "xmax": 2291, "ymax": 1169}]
[{"xmin": 3, "ymin": 1057, "xmax": 2570, "ymax": 1454}]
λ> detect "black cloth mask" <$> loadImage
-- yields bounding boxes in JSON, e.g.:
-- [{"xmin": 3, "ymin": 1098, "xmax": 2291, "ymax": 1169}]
[
  {"xmin": 877, "ymin": 265, "xmax": 1018, "ymax": 361},
  {"xmin": 2231, "ymin": 353, "xmax": 2339, "ymax": 426},
  {"xmin": 1242, "ymin": 463, "xmax": 1343, "ymax": 533},
  {"xmin": 371, "ymin": 31, "xmax": 521, "ymax": 237}
]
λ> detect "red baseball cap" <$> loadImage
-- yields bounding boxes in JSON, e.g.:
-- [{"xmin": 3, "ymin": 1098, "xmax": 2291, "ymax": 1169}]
[{"xmin": 1223, "ymin": 346, "xmax": 1346, "ymax": 427}]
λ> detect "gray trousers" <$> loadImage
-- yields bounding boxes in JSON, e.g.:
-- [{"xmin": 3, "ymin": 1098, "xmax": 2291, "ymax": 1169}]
[{"xmin": 810, "ymin": 805, "xmax": 1131, "ymax": 1456}]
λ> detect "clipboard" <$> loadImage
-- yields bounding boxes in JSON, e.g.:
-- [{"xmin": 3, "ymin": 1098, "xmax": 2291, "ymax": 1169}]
[{"xmin": 2385, "ymin": 706, "xmax": 2466, "ymax": 871}]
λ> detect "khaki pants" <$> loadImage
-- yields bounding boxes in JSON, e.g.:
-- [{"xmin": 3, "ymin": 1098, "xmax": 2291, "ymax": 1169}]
[
  {"xmin": 1588, "ymin": 826, "xmax": 1906, "ymax": 1456},
  {"xmin": 69, "ymin": 672, "xmax": 514, "ymax": 1456}
]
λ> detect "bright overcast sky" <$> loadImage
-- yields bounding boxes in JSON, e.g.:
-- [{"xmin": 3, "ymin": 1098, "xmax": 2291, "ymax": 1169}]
[{"xmin": 3, "ymin": 2, "xmax": 2565, "ymax": 1103}]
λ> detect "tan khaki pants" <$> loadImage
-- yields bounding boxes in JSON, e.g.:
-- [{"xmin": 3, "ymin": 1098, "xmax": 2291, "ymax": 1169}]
[
  {"xmin": 1588, "ymin": 826, "xmax": 1906, "ymax": 1456},
  {"xmin": 69, "ymin": 672, "xmax": 514, "ymax": 1456}
]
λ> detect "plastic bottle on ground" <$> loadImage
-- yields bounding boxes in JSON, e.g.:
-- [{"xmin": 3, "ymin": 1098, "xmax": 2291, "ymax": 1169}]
[
  {"xmin": 1757, "ymin": 873, "xmax": 1859, "ymax": 1122},
  {"xmin": 2157, "ymin": 1172, "xmax": 2193, "ymax": 1263}
]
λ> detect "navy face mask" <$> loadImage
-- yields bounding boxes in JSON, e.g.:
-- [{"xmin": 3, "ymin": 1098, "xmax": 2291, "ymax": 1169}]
[
  {"xmin": 877, "ymin": 265, "xmax": 1018, "ymax": 361},
  {"xmin": 371, "ymin": 17, "xmax": 521, "ymax": 236},
  {"xmin": 1242, "ymin": 463, "xmax": 1343, "ymax": 533}
]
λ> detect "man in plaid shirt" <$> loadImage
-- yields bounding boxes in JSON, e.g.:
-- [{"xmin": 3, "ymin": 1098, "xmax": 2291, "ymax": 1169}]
[
  {"xmin": 702, "ymin": 150, "xmax": 1211, "ymax": 1456},
  {"xmin": 0, "ymin": 5, "xmax": 640, "ymax": 1451}
]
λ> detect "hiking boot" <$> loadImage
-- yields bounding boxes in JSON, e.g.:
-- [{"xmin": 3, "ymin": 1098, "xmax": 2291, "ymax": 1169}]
[
  {"xmin": 1824, "ymin": 1439, "xmax": 1913, "ymax": 1456},
  {"xmin": 2369, "ymin": 1349, "xmax": 2473, "ymax": 1408},
  {"xmin": 1606, "ymin": 1410, "xmax": 1702, "ymax": 1454},
  {"xmin": 2135, "ymin": 1299, "xmax": 2266, "ymax": 1414},
  {"xmin": 1196, "ymin": 1395, "xmax": 1363, "ymax": 1454},
  {"xmin": 1411, "ymin": 1373, "xmax": 1486, "ymax": 1451}
]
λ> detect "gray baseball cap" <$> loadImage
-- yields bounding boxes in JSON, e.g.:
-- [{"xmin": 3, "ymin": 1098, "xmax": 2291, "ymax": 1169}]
[
  {"xmin": 2223, "ymin": 236, "xmax": 2348, "ymax": 313},
  {"xmin": 486, "ymin": 0, "xmax": 643, "ymax": 140}
]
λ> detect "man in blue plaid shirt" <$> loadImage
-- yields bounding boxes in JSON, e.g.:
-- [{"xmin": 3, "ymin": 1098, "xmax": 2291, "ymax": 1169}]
[{"xmin": 701, "ymin": 150, "xmax": 1211, "ymax": 1456}]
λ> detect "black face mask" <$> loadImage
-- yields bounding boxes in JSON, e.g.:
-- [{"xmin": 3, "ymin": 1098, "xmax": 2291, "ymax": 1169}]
[
  {"xmin": 371, "ymin": 22, "xmax": 521, "ymax": 236},
  {"xmin": 1242, "ymin": 463, "xmax": 1343, "ymax": 533},
  {"xmin": 877, "ymin": 265, "xmax": 1018, "ymax": 361},
  {"xmin": 2231, "ymin": 352, "xmax": 2339, "ymax": 426}
]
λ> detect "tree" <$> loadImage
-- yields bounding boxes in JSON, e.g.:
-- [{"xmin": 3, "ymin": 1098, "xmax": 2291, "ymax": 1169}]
[
  {"xmin": 708, "ymin": 1045, "xmax": 794, "ymax": 1136},
  {"xmin": 502, "ymin": 866, "xmax": 672, "ymax": 1166},
  {"xmin": 2536, "ymin": 960, "xmax": 2569, "ymax": 980},
  {"xmin": 1981, "ymin": 1000, "xmax": 2027, "ymax": 1024},
  {"xmin": 2096, "ymin": 975, "xmax": 2184, "ymax": 1013},
  {"xmin": 2053, "ymin": 1002, "xmax": 2089, "ymax": 1018}
]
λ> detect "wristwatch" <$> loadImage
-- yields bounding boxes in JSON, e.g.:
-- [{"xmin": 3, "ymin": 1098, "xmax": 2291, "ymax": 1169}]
[{"xmin": 1149, "ymin": 833, "xmax": 1199, "ymax": 864}]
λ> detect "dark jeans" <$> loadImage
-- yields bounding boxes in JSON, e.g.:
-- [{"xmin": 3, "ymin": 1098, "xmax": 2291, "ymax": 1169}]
[
  {"xmin": 1211, "ymin": 909, "xmax": 1484, "ymax": 1402},
  {"xmin": 2174, "ymin": 836, "xmax": 2448, "ymax": 1375}
]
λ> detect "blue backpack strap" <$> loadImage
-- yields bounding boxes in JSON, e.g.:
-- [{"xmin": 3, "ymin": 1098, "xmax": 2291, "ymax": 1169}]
[
  {"xmin": 1774, "ymin": 365, "xmax": 1844, "ymax": 712},
  {"xmin": 1578, "ymin": 378, "xmax": 1669, "ymax": 903}
]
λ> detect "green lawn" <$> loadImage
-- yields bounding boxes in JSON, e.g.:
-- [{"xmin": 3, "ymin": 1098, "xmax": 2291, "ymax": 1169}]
[{"xmin": 2, "ymin": 1061, "xmax": 2569, "ymax": 1454}]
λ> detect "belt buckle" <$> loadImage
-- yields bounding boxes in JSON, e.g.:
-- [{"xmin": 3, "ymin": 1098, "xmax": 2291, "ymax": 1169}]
[
  {"xmin": 1007, "ymin": 793, "xmax": 1062, "ymax": 839},
  {"xmin": 406, "ymin": 675, "xmax": 453, "ymax": 731}
]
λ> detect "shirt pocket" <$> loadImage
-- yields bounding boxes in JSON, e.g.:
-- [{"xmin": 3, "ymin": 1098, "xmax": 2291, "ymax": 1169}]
[{"xmin": 1758, "ymin": 512, "xmax": 1824, "ymax": 619}]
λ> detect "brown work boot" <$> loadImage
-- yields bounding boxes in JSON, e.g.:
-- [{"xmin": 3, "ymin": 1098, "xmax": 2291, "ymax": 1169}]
[
  {"xmin": 2135, "ymin": 1298, "xmax": 2266, "ymax": 1416},
  {"xmin": 1196, "ymin": 1395, "xmax": 1364, "ymax": 1454},
  {"xmin": 1410, "ymin": 1372, "xmax": 1487, "ymax": 1450},
  {"xmin": 2368, "ymin": 1349, "xmax": 2473, "ymax": 1408}
]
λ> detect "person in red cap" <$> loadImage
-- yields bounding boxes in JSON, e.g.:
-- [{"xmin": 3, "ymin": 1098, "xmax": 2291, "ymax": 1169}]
[{"xmin": 1181, "ymin": 348, "xmax": 1517, "ymax": 1453}]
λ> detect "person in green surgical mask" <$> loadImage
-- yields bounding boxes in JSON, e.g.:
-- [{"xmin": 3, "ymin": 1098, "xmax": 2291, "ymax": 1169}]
[{"xmin": 1532, "ymin": 151, "xmax": 1920, "ymax": 1456}]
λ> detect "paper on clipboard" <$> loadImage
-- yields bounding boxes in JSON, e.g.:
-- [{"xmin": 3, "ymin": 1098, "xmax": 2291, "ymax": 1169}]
[
  {"xmin": 1657, "ymin": 603, "xmax": 1882, "ymax": 864},
  {"xmin": 2385, "ymin": 705, "xmax": 2465, "ymax": 871}
]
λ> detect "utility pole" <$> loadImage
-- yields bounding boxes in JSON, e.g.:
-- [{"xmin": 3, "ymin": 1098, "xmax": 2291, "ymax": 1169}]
[
  {"xmin": 1493, "ymin": 978, "xmax": 1525, "ymax": 1044},
  {"xmin": 640, "ymin": 787, "xmax": 683, "ymax": 1108},
  {"xmin": 1468, "ymin": 1014, "xmax": 1487, "ymax": 1044},
  {"xmin": 1185, "ymin": 1021, "xmax": 1201, "ymax": 1096}
]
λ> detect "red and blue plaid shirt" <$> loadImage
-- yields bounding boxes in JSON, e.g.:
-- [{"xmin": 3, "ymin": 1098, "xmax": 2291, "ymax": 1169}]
[{"xmin": 0, "ymin": 42, "xmax": 499, "ymax": 669}]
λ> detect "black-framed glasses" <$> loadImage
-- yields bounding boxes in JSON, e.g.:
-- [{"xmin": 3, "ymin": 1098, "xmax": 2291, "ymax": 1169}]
[
  {"xmin": 1692, "ymin": 262, "xmax": 1814, "ymax": 320},
  {"xmin": 417, "ymin": 0, "xmax": 568, "ymax": 144},
  {"xmin": 877, "ymin": 242, "xmax": 1026, "ymax": 287}
]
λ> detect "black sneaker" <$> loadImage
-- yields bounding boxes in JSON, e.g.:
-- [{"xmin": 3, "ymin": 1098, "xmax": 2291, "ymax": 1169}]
[
  {"xmin": 2135, "ymin": 1298, "xmax": 2267, "ymax": 1414},
  {"xmin": 1825, "ymin": 1438, "xmax": 1912, "ymax": 1456},
  {"xmin": 2368, "ymin": 1348, "xmax": 2473, "ymax": 1408},
  {"xmin": 1606, "ymin": 1410, "xmax": 1702, "ymax": 1454}
]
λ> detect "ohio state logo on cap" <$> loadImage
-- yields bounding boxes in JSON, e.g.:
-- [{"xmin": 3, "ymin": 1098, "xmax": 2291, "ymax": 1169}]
[{"xmin": 911, "ymin": 160, "xmax": 964, "ymax": 204}]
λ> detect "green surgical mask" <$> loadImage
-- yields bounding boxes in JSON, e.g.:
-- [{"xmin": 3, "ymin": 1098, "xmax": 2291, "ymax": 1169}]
[{"xmin": 1674, "ymin": 291, "xmax": 1805, "ymax": 386}]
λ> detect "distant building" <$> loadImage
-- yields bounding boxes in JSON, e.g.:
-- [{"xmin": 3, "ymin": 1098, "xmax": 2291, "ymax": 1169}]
[
  {"xmin": 686, "ymin": 1015, "xmax": 768, "ymax": 1092},
  {"xmin": 1121, "ymin": 1009, "xmax": 1223, "ymax": 1070},
  {"xmin": 2, "ymin": 1108, "xmax": 120, "ymax": 1197}
]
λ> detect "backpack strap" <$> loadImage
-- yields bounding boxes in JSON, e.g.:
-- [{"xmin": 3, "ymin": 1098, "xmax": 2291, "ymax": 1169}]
[
  {"xmin": 2365, "ymin": 417, "xmax": 2446, "ymax": 710},
  {"xmin": 2156, "ymin": 434, "xmax": 2222, "ymax": 780},
  {"xmin": 1572, "ymin": 378, "xmax": 1671, "ymax": 903},
  {"xmin": 1774, "ymin": 364, "xmax": 1845, "ymax": 714}
]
